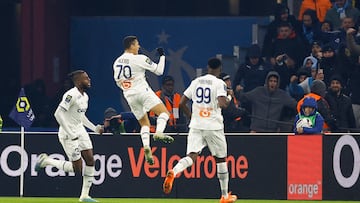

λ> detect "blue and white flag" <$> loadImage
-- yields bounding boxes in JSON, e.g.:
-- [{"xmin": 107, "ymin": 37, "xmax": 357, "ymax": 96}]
[{"xmin": 9, "ymin": 88, "xmax": 35, "ymax": 129}]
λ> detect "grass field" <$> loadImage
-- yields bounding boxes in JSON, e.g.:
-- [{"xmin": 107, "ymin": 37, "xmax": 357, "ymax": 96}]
[{"xmin": 0, "ymin": 198, "xmax": 359, "ymax": 203}]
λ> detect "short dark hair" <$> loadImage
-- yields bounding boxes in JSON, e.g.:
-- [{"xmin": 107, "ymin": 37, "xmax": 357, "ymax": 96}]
[
  {"xmin": 207, "ymin": 57, "xmax": 221, "ymax": 69},
  {"xmin": 68, "ymin": 70, "xmax": 85, "ymax": 83},
  {"xmin": 161, "ymin": 75, "xmax": 174, "ymax": 85},
  {"xmin": 123, "ymin": 36, "xmax": 137, "ymax": 50}
]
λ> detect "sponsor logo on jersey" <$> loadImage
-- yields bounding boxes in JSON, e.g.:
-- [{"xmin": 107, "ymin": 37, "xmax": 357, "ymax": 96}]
[
  {"xmin": 145, "ymin": 57, "xmax": 153, "ymax": 65},
  {"xmin": 65, "ymin": 95, "xmax": 72, "ymax": 103}
]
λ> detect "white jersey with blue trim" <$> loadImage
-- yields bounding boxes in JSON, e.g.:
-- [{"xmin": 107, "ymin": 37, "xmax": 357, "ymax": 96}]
[
  {"xmin": 113, "ymin": 52, "xmax": 160, "ymax": 96},
  {"xmin": 58, "ymin": 87, "xmax": 88, "ymax": 138},
  {"xmin": 183, "ymin": 74, "xmax": 227, "ymax": 130}
]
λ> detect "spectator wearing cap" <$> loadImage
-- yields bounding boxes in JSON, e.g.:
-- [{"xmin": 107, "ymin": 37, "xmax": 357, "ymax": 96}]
[
  {"xmin": 233, "ymin": 44, "xmax": 272, "ymax": 93},
  {"xmin": 318, "ymin": 43, "xmax": 344, "ymax": 86},
  {"xmin": 325, "ymin": 75, "xmax": 356, "ymax": 132},
  {"xmin": 262, "ymin": 3, "xmax": 301, "ymax": 61},
  {"xmin": 219, "ymin": 73, "xmax": 249, "ymax": 132},
  {"xmin": 149, "ymin": 75, "xmax": 188, "ymax": 133}
]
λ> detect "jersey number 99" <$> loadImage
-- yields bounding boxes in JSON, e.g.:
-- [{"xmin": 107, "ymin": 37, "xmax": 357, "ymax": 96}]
[{"xmin": 195, "ymin": 87, "xmax": 211, "ymax": 104}]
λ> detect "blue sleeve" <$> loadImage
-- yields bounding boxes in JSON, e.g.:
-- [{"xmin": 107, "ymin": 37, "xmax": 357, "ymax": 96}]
[
  {"xmin": 293, "ymin": 115, "xmax": 300, "ymax": 134},
  {"xmin": 289, "ymin": 82, "xmax": 304, "ymax": 97}
]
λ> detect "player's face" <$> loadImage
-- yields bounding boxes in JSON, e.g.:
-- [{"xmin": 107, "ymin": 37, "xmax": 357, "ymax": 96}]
[
  {"xmin": 132, "ymin": 40, "xmax": 140, "ymax": 54},
  {"xmin": 80, "ymin": 72, "xmax": 91, "ymax": 90}
]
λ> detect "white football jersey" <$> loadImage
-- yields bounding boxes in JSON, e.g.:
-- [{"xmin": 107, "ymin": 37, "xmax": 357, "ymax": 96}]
[
  {"xmin": 57, "ymin": 87, "xmax": 88, "ymax": 138},
  {"xmin": 113, "ymin": 52, "xmax": 160, "ymax": 96},
  {"xmin": 183, "ymin": 74, "xmax": 227, "ymax": 130}
]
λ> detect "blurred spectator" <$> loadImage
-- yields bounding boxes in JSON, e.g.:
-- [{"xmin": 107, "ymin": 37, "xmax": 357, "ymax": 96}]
[
  {"xmin": 325, "ymin": 75, "xmax": 356, "ymax": 132},
  {"xmin": 325, "ymin": 0, "xmax": 360, "ymax": 30},
  {"xmin": 273, "ymin": 53, "xmax": 297, "ymax": 90},
  {"xmin": 219, "ymin": 72, "xmax": 249, "ymax": 132},
  {"xmin": 268, "ymin": 22, "xmax": 307, "ymax": 69},
  {"xmin": 299, "ymin": 9, "xmax": 323, "ymax": 52},
  {"xmin": 262, "ymin": 3, "xmax": 301, "ymax": 61},
  {"xmin": 24, "ymin": 79, "xmax": 52, "ymax": 127},
  {"xmin": 149, "ymin": 75, "xmax": 188, "ymax": 133},
  {"xmin": 289, "ymin": 67, "xmax": 312, "ymax": 101},
  {"xmin": 103, "ymin": 107, "xmax": 125, "ymax": 135},
  {"xmin": 321, "ymin": 20, "xmax": 334, "ymax": 32},
  {"xmin": 346, "ymin": 27, "xmax": 360, "ymax": 128},
  {"xmin": 237, "ymin": 71, "xmax": 297, "ymax": 133},
  {"xmin": 294, "ymin": 96, "xmax": 324, "ymax": 135},
  {"xmin": 232, "ymin": 44, "xmax": 272, "ymax": 93},
  {"xmin": 298, "ymin": 0, "xmax": 332, "ymax": 22},
  {"xmin": 297, "ymin": 80, "xmax": 338, "ymax": 132}
]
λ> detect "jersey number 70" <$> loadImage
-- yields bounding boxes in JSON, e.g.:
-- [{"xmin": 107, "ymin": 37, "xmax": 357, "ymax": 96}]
[{"xmin": 116, "ymin": 65, "xmax": 132, "ymax": 79}]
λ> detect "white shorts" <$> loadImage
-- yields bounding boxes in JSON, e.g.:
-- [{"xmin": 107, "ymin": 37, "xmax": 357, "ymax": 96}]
[
  {"xmin": 125, "ymin": 88, "xmax": 162, "ymax": 120},
  {"xmin": 186, "ymin": 128, "xmax": 227, "ymax": 158},
  {"xmin": 59, "ymin": 132, "xmax": 93, "ymax": 161}
]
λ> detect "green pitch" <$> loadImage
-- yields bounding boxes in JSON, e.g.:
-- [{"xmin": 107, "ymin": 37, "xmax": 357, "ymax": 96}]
[{"xmin": 0, "ymin": 198, "xmax": 359, "ymax": 203}]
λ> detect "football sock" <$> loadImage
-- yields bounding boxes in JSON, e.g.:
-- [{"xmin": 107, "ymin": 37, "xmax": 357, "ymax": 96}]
[
  {"xmin": 140, "ymin": 126, "xmax": 150, "ymax": 147},
  {"xmin": 217, "ymin": 162, "xmax": 229, "ymax": 198},
  {"xmin": 45, "ymin": 158, "xmax": 74, "ymax": 172},
  {"xmin": 80, "ymin": 165, "xmax": 94, "ymax": 198},
  {"xmin": 156, "ymin": 112, "xmax": 169, "ymax": 133},
  {"xmin": 173, "ymin": 156, "xmax": 193, "ymax": 176}
]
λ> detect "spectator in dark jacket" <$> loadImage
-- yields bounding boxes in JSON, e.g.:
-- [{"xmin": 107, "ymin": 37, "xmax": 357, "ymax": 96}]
[
  {"xmin": 233, "ymin": 44, "xmax": 273, "ymax": 93},
  {"xmin": 325, "ymin": 75, "xmax": 356, "ymax": 131},
  {"xmin": 238, "ymin": 71, "xmax": 297, "ymax": 133},
  {"xmin": 219, "ymin": 73, "xmax": 248, "ymax": 132},
  {"xmin": 262, "ymin": 3, "xmax": 301, "ymax": 61}
]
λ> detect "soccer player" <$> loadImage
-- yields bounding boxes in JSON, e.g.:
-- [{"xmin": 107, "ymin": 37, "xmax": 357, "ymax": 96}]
[
  {"xmin": 35, "ymin": 70, "xmax": 103, "ymax": 202},
  {"xmin": 113, "ymin": 35, "xmax": 174, "ymax": 165},
  {"xmin": 163, "ymin": 58, "xmax": 238, "ymax": 203}
]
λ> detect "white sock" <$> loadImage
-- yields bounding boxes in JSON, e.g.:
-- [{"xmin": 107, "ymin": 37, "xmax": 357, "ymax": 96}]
[
  {"xmin": 156, "ymin": 112, "xmax": 169, "ymax": 133},
  {"xmin": 45, "ymin": 158, "xmax": 74, "ymax": 172},
  {"xmin": 217, "ymin": 162, "xmax": 229, "ymax": 198},
  {"xmin": 173, "ymin": 156, "xmax": 193, "ymax": 176},
  {"xmin": 140, "ymin": 126, "xmax": 150, "ymax": 147},
  {"xmin": 80, "ymin": 165, "xmax": 94, "ymax": 198}
]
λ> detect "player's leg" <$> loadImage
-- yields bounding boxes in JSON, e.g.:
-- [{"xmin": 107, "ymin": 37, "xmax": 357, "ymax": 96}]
[
  {"xmin": 207, "ymin": 130, "xmax": 237, "ymax": 203},
  {"xmin": 35, "ymin": 138, "xmax": 77, "ymax": 173},
  {"xmin": 145, "ymin": 92, "xmax": 173, "ymax": 143},
  {"xmin": 163, "ymin": 128, "xmax": 204, "ymax": 194},
  {"xmin": 138, "ymin": 114, "xmax": 154, "ymax": 165},
  {"xmin": 74, "ymin": 133, "xmax": 98, "ymax": 202}
]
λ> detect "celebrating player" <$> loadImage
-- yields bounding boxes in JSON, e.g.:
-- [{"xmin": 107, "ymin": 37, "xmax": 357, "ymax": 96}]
[
  {"xmin": 163, "ymin": 58, "xmax": 237, "ymax": 203},
  {"xmin": 113, "ymin": 35, "xmax": 174, "ymax": 165},
  {"xmin": 35, "ymin": 70, "xmax": 103, "ymax": 202}
]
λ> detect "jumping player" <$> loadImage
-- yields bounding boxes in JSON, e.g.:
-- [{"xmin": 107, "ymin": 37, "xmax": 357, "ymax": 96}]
[{"xmin": 113, "ymin": 35, "xmax": 174, "ymax": 165}]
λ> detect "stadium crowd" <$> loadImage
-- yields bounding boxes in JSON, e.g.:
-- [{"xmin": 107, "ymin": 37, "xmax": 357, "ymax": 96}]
[{"xmin": 8, "ymin": 0, "xmax": 360, "ymax": 134}]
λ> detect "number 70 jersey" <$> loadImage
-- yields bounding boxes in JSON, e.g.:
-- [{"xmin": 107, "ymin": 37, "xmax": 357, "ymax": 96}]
[
  {"xmin": 183, "ymin": 74, "xmax": 228, "ymax": 130},
  {"xmin": 113, "ymin": 52, "xmax": 158, "ymax": 96}
]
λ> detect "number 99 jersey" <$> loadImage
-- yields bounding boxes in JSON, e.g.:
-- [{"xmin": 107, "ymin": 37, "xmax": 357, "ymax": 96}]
[{"xmin": 183, "ymin": 74, "xmax": 227, "ymax": 130}]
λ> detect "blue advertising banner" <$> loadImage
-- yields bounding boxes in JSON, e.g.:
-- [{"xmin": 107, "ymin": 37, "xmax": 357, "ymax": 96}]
[{"xmin": 70, "ymin": 17, "xmax": 270, "ymax": 123}]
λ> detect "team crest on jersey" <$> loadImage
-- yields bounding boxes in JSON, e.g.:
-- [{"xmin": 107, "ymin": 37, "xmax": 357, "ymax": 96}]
[
  {"xmin": 145, "ymin": 57, "xmax": 153, "ymax": 65},
  {"xmin": 65, "ymin": 95, "xmax": 72, "ymax": 103}
]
